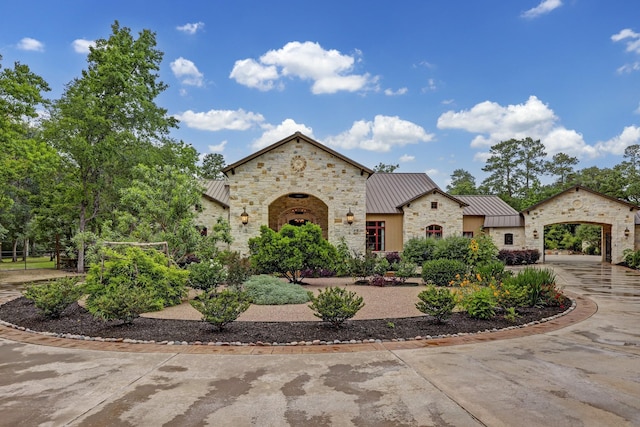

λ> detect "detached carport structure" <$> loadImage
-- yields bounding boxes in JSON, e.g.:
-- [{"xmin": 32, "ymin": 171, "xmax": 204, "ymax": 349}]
[{"xmin": 522, "ymin": 186, "xmax": 639, "ymax": 264}]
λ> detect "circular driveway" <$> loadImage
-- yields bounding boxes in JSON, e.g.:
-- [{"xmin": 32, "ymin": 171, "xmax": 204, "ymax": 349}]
[{"xmin": 1, "ymin": 256, "xmax": 639, "ymax": 426}]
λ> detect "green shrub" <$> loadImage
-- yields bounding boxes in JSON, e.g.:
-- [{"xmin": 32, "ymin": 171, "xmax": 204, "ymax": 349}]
[
  {"xmin": 623, "ymin": 248, "xmax": 640, "ymax": 269},
  {"xmin": 461, "ymin": 287, "xmax": 496, "ymax": 319},
  {"xmin": 332, "ymin": 237, "xmax": 353, "ymax": 277},
  {"xmin": 190, "ymin": 289, "xmax": 251, "ymax": 331},
  {"xmin": 421, "ymin": 258, "xmax": 468, "ymax": 286},
  {"xmin": 433, "ymin": 236, "xmax": 471, "ymax": 262},
  {"xmin": 401, "ymin": 237, "xmax": 438, "ymax": 264},
  {"xmin": 415, "ymin": 286, "xmax": 457, "ymax": 323},
  {"xmin": 242, "ymin": 275, "xmax": 311, "ymax": 305},
  {"xmin": 496, "ymin": 280, "xmax": 530, "ymax": 308},
  {"xmin": 219, "ymin": 251, "xmax": 253, "ymax": 289},
  {"xmin": 86, "ymin": 284, "xmax": 156, "ymax": 324},
  {"xmin": 187, "ymin": 259, "xmax": 226, "ymax": 292},
  {"xmin": 84, "ymin": 247, "xmax": 188, "ymax": 320},
  {"xmin": 473, "ymin": 260, "xmax": 510, "ymax": 283},
  {"xmin": 307, "ymin": 287, "xmax": 365, "ymax": 327},
  {"xmin": 23, "ymin": 277, "xmax": 84, "ymax": 318},
  {"xmin": 373, "ymin": 256, "xmax": 390, "ymax": 276},
  {"xmin": 350, "ymin": 250, "xmax": 377, "ymax": 281},
  {"xmin": 395, "ymin": 260, "xmax": 418, "ymax": 283}
]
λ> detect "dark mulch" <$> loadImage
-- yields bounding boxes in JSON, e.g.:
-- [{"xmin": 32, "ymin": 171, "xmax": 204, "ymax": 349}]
[{"xmin": 0, "ymin": 297, "xmax": 569, "ymax": 344}]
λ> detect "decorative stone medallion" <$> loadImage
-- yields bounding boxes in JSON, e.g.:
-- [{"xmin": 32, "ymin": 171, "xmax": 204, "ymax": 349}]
[{"xmin": 291, "ymin": 155, "xmax": 307, "ymax": 172}]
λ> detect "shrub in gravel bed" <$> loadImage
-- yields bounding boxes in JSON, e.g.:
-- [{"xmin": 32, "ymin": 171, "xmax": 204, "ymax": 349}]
[{"xmin": 307, "ymin": 287, "xmax": 364, "ymax": 327}]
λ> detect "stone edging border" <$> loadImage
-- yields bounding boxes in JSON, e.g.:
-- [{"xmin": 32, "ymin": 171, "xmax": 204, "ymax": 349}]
[{"xmin": 0, "ymin": 290, "xmax": 597, "ymax": 354}]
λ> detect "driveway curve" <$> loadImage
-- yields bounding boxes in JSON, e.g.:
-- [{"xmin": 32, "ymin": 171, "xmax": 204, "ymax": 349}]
[{"xmin": 0, "ymin": 255, "xmax": 638, "ymax": 426}]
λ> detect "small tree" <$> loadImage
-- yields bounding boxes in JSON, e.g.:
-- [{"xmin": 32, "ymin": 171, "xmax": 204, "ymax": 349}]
[
  {"xmin": 190, "ymin": 289, "xmax": 251, "ymax": 331},
  {"xmin": 249, "ymin": 223, "xmax": 337, "ymax": 284}
]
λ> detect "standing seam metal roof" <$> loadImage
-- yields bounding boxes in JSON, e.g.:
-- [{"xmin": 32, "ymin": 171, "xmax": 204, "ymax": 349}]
[
  {"xmin": 454, "ymin": 195, "xmax": 519, "ymax": 216},
  {"xmin": 366, "ymin": 173, "xmax": 439, "ymax": 214},
  {"xmin": 201, "ymin": 180, "xmax": 229, "ymax": 207}
]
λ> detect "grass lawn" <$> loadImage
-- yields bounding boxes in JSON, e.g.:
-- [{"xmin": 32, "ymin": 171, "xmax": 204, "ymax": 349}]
[{"xmin": 0, "ymin": 256, "xmax": 56, "ymax": 270}]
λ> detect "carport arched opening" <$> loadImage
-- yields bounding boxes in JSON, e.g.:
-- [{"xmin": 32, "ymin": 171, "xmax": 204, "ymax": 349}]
[
  {"xmin": 268, "ymin": 193, "xmax": 329, "ymax": 239},
  {"xmin": 540, "ymin": 222, "xmax": 612, "ymax": 263}
]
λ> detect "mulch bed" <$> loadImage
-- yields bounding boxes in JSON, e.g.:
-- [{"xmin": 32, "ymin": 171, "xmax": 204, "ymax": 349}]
[{"xmin": 0, "ymin": 297, "xmax": 568, "ymax": 344}]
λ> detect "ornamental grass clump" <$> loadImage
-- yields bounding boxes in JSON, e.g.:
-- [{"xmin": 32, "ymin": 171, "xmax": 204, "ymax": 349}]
[
  {"xmin": 23, "ymin": 277, "xmax": 84, "ymax": 319},
  {"xmin": 242, "ymin": 275, "xmax": 310, "ymax": 305},
  {"xmin": 415, "ymin": 285, "xmax": 457, "ymax": 323},
  {"xmin": 190, "ymin": 289, "xmax": 251, "ymax": 331},
  {"xmin": 307, "ymin": 287, "xmax": 364, "ymax": 327}
]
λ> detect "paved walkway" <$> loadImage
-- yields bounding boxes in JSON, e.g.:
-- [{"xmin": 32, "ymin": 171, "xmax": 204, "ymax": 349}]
[{"xmin": 0, "ymin": 256, "xmax": 638, "ymax": 426}]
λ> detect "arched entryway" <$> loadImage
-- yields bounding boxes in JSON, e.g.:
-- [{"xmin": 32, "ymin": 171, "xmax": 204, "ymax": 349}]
[
  {"xmin": 540, "ymin": 222, "xmax": 612, "ymax": 263},
  {"xmin": 268, "ymin": 193, "xmax": 329, "ymax": 239}
]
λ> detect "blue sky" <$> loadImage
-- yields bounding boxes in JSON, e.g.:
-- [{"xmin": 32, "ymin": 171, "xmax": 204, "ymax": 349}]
[{"xmin": 2, "ymin": 0, "xmax": 640, "ymax": 188}]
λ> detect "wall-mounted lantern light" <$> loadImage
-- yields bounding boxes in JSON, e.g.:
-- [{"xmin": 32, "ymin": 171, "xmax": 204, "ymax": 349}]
[
  {"xmin": 346, "ymin": 208, "xmax": 354, "ymax": 225},
  {"xmin": 625, "ymin": 227, "xmax": 630, "ymax": 238},
  {"xmin": 533, "ymin": 229, "xmax": 539, "ymax": 239},
  {"xmin": 240, "ymin": 207, "xmax": 249, "ymax": 225}
]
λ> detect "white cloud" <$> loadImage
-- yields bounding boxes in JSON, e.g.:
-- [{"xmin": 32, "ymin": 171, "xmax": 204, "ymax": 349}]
[
  {"xmin": 399, "ymin": 154, "xmax": 415, "ymax": 162},
  {"xmin": 17, "ymin": 37, "xmax": 44, "ymax": 52},
  {"xmin": 438, "ymin": 95, "xmax": 599, "ymax": 159},
  {"xmin": 177, "ymin": 22, "xmax": 204, "ymax": 35},
  {"xmin": 594, "ymin": 126, "xmax": 640, "ymax": 156},
  {"xmin": 325, "ymin": 115, "xmax": 434, "ymax": 152},
  {"xmin": 229, "ymin": 58, "xmax": 280, "ymax": 91},
  {"xmin": 384, "ymin": 87, "xmax": 408, "ymax": 96},
  {"xmin": 208, "ymin": 141, "xmax": 227, "ymax": 153},
  {"xmin": 612, "ymin": 28, "xmax": 640, "ymax": 73},
  {"xmin": 170, "ymin": 57, "xmax": 204, "ymax": 87},
  {"xmin": 174, "ymin": 108, "xmax": 265, "ymax": 131},
  {"xmin": 230, "ymin": 41, "xmax": 378, "ymax": 94},
  {"xmin": 72, "ymin": 39, "xmax": 95, "ymax": 54},
  {"xmin": 421, "ymin": 78, "xmax": 437, "ymax": 93},
  {"xmin": 252, "ymin": 119, "xmax": 314, "ymax": 150},
  {"xmin": 521, "ymin": 0, "xmax": 562, "ymax": 19},
  {"xmin": 612, "ymin": 28, "xmax": 640, "ymax": 54}
]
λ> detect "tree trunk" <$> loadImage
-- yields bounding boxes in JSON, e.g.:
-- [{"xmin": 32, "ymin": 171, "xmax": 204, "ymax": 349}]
[
  {"xmin": 77, "ymin": 203, "xmax": 86, "ymax": 273},
  {"xmin": 12, "ymin": 239, "xmax": 18, "ymax": 262}
]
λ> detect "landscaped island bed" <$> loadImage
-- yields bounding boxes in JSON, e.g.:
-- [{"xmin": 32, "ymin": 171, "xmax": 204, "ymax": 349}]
[{"xmin": 0, "ymin": 285, "xmax": 569, "ymax": 345}]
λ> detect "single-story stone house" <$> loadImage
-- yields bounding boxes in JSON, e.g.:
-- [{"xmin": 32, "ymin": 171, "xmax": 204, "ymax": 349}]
[{"xmin": 198, "ymin": 132, "xmax": 638, "ymax": 264}]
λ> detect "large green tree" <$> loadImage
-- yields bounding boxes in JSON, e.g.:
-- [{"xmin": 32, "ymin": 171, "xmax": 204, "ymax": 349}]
[
  {"xmin": 480, "ymin": 138, "xmax": 524, "ymax": 204},
  {"xmin": 200, "ymin": 153, "xmax": 226, "ymax": 179},
  {"xmin": 547, "ymin": 152, "xmax": 579, "ymax": 187},
  {"xmin": 446, "ymin": 169, "xmax": 478, "ymax": 195},
  {"xmin": 44, "ymin": 22, "xmax": 182, "ymax": 272},
  {"xmin": 0, "ymin": 56, "xmax": 58, "ymax": 256}
]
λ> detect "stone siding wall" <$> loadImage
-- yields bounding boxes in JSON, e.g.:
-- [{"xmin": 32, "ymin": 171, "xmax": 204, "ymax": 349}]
[
  {"xmin": 227, "ymin": 139, "xmax": 367, "ymax": 255},
  {"xmin": 523, "ymin": 188, "xmax": 635, "ymax": 263},
  {"xmin": 402, "ymin": 192, "xmax": 464, "ymax": 243},
  {"xmin": 486, "ymin": 227, "xmax": 525, "ymax": 250},
  {"xmin": 197, "ymin": 198, "xmax": 229, "ymax": 232}
]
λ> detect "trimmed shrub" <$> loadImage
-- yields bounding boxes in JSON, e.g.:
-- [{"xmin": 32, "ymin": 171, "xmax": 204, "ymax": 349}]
[
  {"xmin": 402, "ymin": 237, "xmax": 438, "ymax": 264},
  {"xmin": 421, "ymin": 258, "xmax": 468, "ymax": 286},
  {"xmin": 23, "ymin": 277, "xmax": 84, "ymax": 318},
  {"xmin": 219, "ymin": 251, "xmax": 253, "ymax": 288},
  {"xmin": 433, "ymin": 236, "xmax": 471, "ymax": 262},
  {"xmin": 242, "ymin": 275, "xmax": 310, "ymax": 305},
  {"xmin": 498, "ymin": 249, "xmax": 541, "ymax": 265},
  {"xmin": 395, "ymin": 260, "xmax": 418, "ymax": 283},
  {"xmin": 187, "ymin": 259, "xmax": 226, "ymax": 292},
  {"xmin": 190, "ymin": 289, "xmax": 251, "ymax": 331},
  {"xmin": 416, "ymin": 286, "xmax": 457, "ymax": 323},
  {"xmin": 307, "ymin": 287, "xmax": 365, "ymax": 327}
]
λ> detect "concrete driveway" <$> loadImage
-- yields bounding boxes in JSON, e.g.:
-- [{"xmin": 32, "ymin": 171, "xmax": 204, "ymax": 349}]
[{"xmin": 0, "ymin": 256, "xmax": 638, "ymax": 426}]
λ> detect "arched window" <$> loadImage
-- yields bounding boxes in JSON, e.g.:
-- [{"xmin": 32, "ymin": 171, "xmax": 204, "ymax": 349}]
[{"xmin": 426, "ymin": 224, "xmax": 443, "ymax": 239}]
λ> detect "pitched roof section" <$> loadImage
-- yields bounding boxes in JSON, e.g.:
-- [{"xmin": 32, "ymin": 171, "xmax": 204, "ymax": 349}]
[
  {"xmin": 201, "ymin": 180, "xmax": 229, "ymax": 208},
  {"xmin": 522, "ymin": 185, "xmax": 639, "ymax": 213},
  {"xmin": 222, "ymin": 132, "xmax": 374, "ymax": 176},
  {"xmin": 483, "ymin": 215, "xmax": 524, "ymax": 228},
  {"xmin": 366, "ymin": 173, "xmax": 440, "ymax": 214},
  {"xmin": 455, "ymin": 195, "xmax": 519, "ymax": 216}
]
